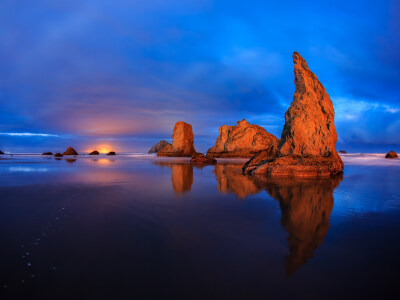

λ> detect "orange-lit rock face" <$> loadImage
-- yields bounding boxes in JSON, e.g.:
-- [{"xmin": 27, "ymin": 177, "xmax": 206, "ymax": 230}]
[
  {"xmin": 157, "ymin": 121, "xmax": 196, "ymax": 157},
  {"xmin": 243, "ymin": 52, "xmax": 344, "ymax": 176},
  {"xmin": 62, "ymin": 146, "xmax": 78, "ymax": 156},
  {"xmin": 207, "ymin": 119, "xmax": 278, "ymax": 158}
]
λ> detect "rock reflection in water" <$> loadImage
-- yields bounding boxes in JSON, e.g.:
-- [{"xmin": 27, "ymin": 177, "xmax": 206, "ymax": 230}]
[
  {"xmin": 212, "ymin": 163, "xmax": 343, "ymax": 275},
  {"xmin": 154, "ymin": 161, "xmax": 193, "ymax": 193},
  {"xmin": 213, "ymin": 163, "xmax": 262, "ymax": 199},
  {"xmin": 256, "ymin": 175, "xmax": 342, "ymax": 276}
]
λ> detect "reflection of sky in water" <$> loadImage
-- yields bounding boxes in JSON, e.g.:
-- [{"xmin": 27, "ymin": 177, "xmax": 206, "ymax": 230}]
[
  {"xmin": 8, "ymin": 167, "xmax": 50, "ymax": 173},
  {"xmin": 0, "ymin": 154, "xmax": 400, "ymax": 297}
]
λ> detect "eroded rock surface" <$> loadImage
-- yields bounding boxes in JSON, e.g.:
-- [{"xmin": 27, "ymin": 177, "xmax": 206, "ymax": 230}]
[
  {"xmin": 190, "ymin": 153, "xmax": 217, "ymax": 165},
  {"xmin": 207, "ymin": 119, "xmax": 278, "ymax": 158},
  {"xmin": 158, "ymin": 121, "xmax": 196, "ymax": 157},
  {"xmin": 63, "ymin": 147, "xmax": 78, "ymax": 156},
  {"xmin": 385, "ymin": 151, "xmax": 398, "ymax": 159},
  {"xmin": 243, "ymin": 52, "xmax": 344, "ymax": 177},
  {"xmin": 149, "ymin": 140, "xmax": 171, "ymax": 153}
]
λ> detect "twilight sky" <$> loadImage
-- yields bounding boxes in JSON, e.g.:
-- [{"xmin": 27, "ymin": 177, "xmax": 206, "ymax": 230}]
[{"xmin": 1, "ymin": 0, "xmax": 399, "ymax": 153}]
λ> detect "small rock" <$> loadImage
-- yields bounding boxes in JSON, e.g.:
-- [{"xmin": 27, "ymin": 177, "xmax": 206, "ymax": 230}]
[{"xmin": 385, "ymin": 151, "xmax": 398, "ymax": 159}]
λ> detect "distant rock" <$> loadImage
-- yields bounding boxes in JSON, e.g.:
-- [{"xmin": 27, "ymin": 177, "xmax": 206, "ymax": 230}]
[
  {"xmin": 54, "ymin": 153, "xmax": 63, "ymax": 157},
  {"xmin": 148, "ymin": 140, "xmax": 171, "ymax": 153},
  {"xmin": 207, "ymin": 119, "xmax": 279, "ymax": 158},
  {"xmin": 89, "ymin": 151, "xmax": 100, "ymax": 155},
  {"xmin": 157, "ymin": 121, "xmax": 197, "ymax": 157},
  {"xmin": 243, "ymin": 52, "xmax": 344, "ymax": 177},
  {"xmin": 63, "ymin": 147, "xmax": 78, "ymax": 156},
  {"xmin": 106, "ymin": 151, "xmax": 116, "ymax": 156},
  {"xmin": 339, "ymin": 150, "xmax": 347, "ymax": 154},
  {"xmin": 385, "ymin": 151, "xmax": 398, "ymax": 159},
  {"xmin": 42, "ymin": 152, "xmax": 53, "ymax": 155},
  {"xmin": 0, "ymin": 150, "xmax": 4, "ymax": 155},
  {"xmin": 190, "ymin": 153, "xmax": 217, "ymax": 165}
]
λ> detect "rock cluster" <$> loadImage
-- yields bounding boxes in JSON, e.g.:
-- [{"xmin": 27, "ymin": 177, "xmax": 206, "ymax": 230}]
[
  {"xmin": 207, "ymin": 119, "xmax": 278, "ymax": 158},
  {"xmin": 243, "ymin": 52, "xmax": 344, "ymax": 177},
  {"xmin": 157, "ymin": 121, "xmax": 196, "ymax": 157},
  {"xmin": 190, "ymin": 153, "xmax": 217, "ymax": 165},
  {"xmin": 385, "ymin": 151, "xmax": 398, "ymax": 159},
  {"xmin": 63, "ymin": 147, "xmax": 78, "ymax": 156},
  {"xmin": 89, "ymin": 151, "xmax": 100, "ymax": 155},
  {"xmin": 149, "ymin": 140, "xmax": 171, "ymax": 153}
]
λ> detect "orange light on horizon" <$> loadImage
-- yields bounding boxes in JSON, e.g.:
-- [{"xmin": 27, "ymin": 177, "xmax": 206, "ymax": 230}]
[{"xmin": 86, "ymin": 144, "xmax": 114, "ymax": 154}]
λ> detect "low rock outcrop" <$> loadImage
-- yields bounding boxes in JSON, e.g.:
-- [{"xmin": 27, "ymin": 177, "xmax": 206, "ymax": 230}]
[
  {"xmin": 243, "ymin": 52, "xmax": 344, "ymax": 177},
  {"xmin": 107, "ymin": 151, "xmax": 116, "ymax": 156},
  {"xmin": 89, "ymin": 151, "xmax": 100, "ymax": 155},
  {"xmin": 190, "ymin": 153, "xmax": 217, "ymax": 165},
  {"xmin": 0, "ymin": 150, "xmax": 5, "ymax": 155},
  {"xmin": 339, "ymin": 150, "xmax": 347, "ymax": 154},
  {"xmin": 63, "ymin": 147, "xmax": 78, "ymax": 156},
  {"xmin": 54, "ymin": 153, "xmax": 63, "ymax": 157},
  {"xmin": 157, "ymin": 121, "xmax": 196, "ymax": 157},
  {"xmin": 149, "ymin": 140, "xmax": 171, "ymax": 153},
  {"xmin": 42, "ymin": 152, "xmax": 53, "ymax": 155},
  {"xmin": 207, "ymin": 119, "xmax": 278, "ymax": 158},
  {"xmin": 385, "ymin": 151, "xmax": 398, "ymax": 159}
]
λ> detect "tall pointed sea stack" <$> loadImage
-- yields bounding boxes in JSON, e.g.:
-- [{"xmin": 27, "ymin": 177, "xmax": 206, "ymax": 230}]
[
  {"xmin": 243, "ymin": 52, "xmax": 344, "ymax": 176},
  {"xmin": 157, "ymin": 121, "xmax": 197, "ymax": 157}
]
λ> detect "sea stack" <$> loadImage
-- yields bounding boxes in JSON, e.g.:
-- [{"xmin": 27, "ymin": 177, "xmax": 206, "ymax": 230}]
[
  {"xmin": 243, "ymin": 52, "xmax": 344, "ymax": 176},
  {"xmin": 148, "ymin": 140, "xmax": 171, "ymax": 153},
  {"xmin": 63, "ymin": 147, "xmax": 78, "ymax": 156},
  {"xmin": 207, "ymin": 119, "xmax": 278, "ymax": 158},
  {"xmin": 157, "ymin": 121, "xmax": 196, "ymax": 157},
  {"xmin": 190, "ymin": 153, "xmax": 217, "ymax": 165},
  {"xmin": 385, "ymin": 151, "xmax": 398, "ymax": 159}
]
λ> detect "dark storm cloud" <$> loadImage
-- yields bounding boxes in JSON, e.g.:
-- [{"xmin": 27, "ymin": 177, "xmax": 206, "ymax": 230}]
[{"xmin": 0, "ymin": 0, "xmax": 399, "ymax": 152}]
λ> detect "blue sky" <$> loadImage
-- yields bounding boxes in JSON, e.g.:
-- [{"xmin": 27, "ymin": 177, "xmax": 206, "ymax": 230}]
[{"xmin": 0, "ymin": 0, "xmax": 399, "ymax": 153}]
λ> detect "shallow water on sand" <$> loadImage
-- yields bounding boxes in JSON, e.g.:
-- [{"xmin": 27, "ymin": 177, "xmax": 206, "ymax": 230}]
[{"xmin": 0, "ymin": 154, "xmax": 399, "ymax": 299}]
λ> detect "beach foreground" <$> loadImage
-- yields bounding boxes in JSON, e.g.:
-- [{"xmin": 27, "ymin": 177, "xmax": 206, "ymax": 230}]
[{"xmin": 0, "ymin": 154, "xmax": 399, "ymax": 298}]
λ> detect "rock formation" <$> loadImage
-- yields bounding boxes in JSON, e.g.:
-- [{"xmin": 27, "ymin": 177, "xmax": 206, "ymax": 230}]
[
  {"xmin": 107, "ymin": 151, "xmax": 116, "ymax": 156},
  {"xmin": 243, "ymin": 52, "xmax": 344, "ymax": 177},
  {"xmin": 190, "ymin": 153, "xmax": 217, "ymax": 165},
  {"xmin": 0, "ymin": 151, "xmax": 4, "ymax": 155},
  {"xmin": 339, "ymin": 150, "xmax": 347, "ymax": 154},
  {"xmin": 54, "ymin": 153, "xmax": 63, "ymax": 157},
  {"xmin": 42, "ymin": 152, "xmax": 53, "ymax": 155},
  {"xmin": 157, "ymin": 121, "xmax": 196, "ymax": 157},
  {"xmin": 207, "ymin": 119, "xmax": 278, "ymax": 158},
  {"xmin": 385, "ymin": 151, "xmax": 398, "ymax": 159},
  {"xmin": 89, "ymin": 151, "xmax": 100, "ymax": 155},
  {"xmin": 63, "ymin": 146, "xmax": 78, "ymax": 156},
  {"xmin": 148, "ymin": 140, "xmax": 171, "ymax": 153}
]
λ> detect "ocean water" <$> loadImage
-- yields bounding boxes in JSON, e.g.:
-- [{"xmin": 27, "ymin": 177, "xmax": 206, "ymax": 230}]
[{"xmin": 0, "ymin": 154, "xmax": 399, "ymax": 299}]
